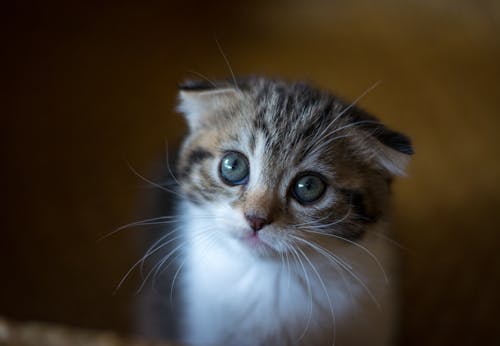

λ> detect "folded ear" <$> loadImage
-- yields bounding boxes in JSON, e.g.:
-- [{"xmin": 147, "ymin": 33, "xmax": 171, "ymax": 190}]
[
  {"xmin": 177, "ymin": 80, "xmax": 241, "ymax": 131},
  {"xmin": 348, "ymin": 109, "xmax": 414, "ymax": 176}
]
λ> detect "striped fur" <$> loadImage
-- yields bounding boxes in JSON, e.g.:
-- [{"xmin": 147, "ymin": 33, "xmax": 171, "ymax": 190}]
[
  {"xmin": 178, "ymin": 77, "xmax": 412, "ymax": 239},
  {"xmin": 175, "ymin": 77, "xmax": 412, "ymax": 345}
]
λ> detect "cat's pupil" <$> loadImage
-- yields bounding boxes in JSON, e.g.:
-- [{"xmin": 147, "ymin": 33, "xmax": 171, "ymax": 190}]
[
  {"xmin": 303, "ymin": 180, "xmax": 312, "ymax": 190},
  {"xmin": 219, "ymin": 151, "xmax": 249, "ymax": 185},
  {"xmin": 229, "ymin": 158, "xmax": 238, "ymax": 169}
]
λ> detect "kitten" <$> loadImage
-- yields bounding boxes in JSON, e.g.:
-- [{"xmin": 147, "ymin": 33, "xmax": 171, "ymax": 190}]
[{"xmin": 147, "ymin": 77, "xmax": 412, "ymax": 346}]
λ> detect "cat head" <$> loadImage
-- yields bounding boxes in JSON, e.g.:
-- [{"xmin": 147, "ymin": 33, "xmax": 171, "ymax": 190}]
[{"xmin": 176, "ymin": 77, "xmax": 413, "ymax": 257}]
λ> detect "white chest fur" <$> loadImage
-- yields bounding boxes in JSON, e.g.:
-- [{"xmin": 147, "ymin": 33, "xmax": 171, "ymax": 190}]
[{"xmin": 180, "ymin": 203, "xmax": 396, "ymax": 346}]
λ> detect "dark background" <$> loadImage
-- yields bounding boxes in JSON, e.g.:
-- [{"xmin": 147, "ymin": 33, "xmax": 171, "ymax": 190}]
[{"xmin": 2, "ymin": 0, "xmax": 500, "ymax": 345}]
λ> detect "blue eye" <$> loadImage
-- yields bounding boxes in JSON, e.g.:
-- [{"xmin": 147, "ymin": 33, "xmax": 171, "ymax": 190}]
[
  {"xmin": 293, "ymin": 174, "xmax": 326, "ymax": 204},
  {"xmin": 220, "ymin": 152, "xmax": 249, "ymax": 185}
]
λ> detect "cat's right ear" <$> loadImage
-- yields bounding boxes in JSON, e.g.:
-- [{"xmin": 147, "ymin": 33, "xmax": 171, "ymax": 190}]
[{"xmin": 177, "ymin": 80, "xmax": 241, "ymax": 131}]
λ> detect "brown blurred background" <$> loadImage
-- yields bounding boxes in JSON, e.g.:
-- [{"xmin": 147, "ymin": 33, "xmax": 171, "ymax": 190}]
[{"xmin": 1, "ymin": 0, "xmax": 500, "ymax": 345}]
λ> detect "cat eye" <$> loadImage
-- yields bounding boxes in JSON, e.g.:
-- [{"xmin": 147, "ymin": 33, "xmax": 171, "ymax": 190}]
[
  {"xmin": 219, "ymin": 151, "xmax": 250, "ymax": 185},
  {"xmin": 292, "ymin": 174, "xmax": 326, "ymax": 204}
]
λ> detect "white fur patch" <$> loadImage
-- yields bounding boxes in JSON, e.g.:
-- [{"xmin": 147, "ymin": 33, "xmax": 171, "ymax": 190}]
[{"xmin": 180, "ymin": 200, "xmax": 396, "ymax": 345}]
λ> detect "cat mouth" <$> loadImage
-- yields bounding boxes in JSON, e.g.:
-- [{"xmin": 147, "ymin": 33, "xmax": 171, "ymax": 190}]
[{"xmin": 239, "ymin": 231, "xmax": 275, "ymax": 253}]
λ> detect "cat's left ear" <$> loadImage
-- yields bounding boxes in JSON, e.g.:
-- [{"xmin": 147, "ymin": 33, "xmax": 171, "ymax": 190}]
[
  {"xmin": 177, "ymin": 80, "xmax": 241, "ymax": 131},
  {"xmin": 349, "ymin": 109, "xmax": 414, "ymax": 176}
]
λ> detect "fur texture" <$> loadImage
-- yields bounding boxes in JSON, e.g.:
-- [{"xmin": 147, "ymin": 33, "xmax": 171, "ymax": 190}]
[{"xmin": 171, "ymin": 77, "xmax": 412, "ymax": 345}]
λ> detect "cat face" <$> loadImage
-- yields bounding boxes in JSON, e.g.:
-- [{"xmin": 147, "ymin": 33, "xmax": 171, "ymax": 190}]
[{"xmin": 176, "ymin": 77, "xmax": 412, "ymax": 257}]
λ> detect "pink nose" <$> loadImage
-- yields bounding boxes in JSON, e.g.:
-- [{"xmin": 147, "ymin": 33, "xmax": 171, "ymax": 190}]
[{"xmin": 245, "ymin": 214, "xmax": 270, "ymax": 231}]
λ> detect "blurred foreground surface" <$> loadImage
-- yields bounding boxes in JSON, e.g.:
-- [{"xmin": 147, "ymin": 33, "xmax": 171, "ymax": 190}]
[
  {"xmin": 0, "ymin": 317, "xmax": 174, "ymax": 346},
  {"xmin": 1, "ymin": 0, "xmax": 500, "ymax": 345}
]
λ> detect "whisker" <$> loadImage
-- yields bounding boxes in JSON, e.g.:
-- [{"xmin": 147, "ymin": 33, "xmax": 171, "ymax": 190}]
[
  {"xmin": 292, "ymin": 235, "xmax": 353, "ymax": 272},
  {"xmin": 139, "ymin": 227, "xmax": 183, "ymax": 278},
  {"xmin": 306, "ymin": 133, "xmax": 353, "ymax": 159},
  {"xmin": 114, "ymin": 229, "xmax": 185, "ymax": 294},
  {"xmin": 147, "ymin": 226, "xmax": 217, "ymax": 294},
  {"xmin": 292, "ymin": 235, "xmax": 381, "ymax": 310},
  {"xmin": 283, "ymin": 242, "xmax": 293, "ymax": 292},
  {"xmin": 164, "ymin": 139, "xmax": 181, "ymax": 187},
  {"xmin": 300, "ymin": 228, "xmax": 388, "ymax": 284},
  {"xmin": 368, "ymin": 229, "xmax": 410, "ymax": 252},
  {"xmin": 100, "ymin": 212, "xmax": 225, "ymax": 242},
  {"xmin": 139, "ymin": 231, "xmax": 200, "ymax": 293},
  {"xmin": 99, "ymin": 216, "xmax": 182, "ymax": 241},
  {"xmin": 291, "ymin": 236, "xmax": 354, "ymax": 305},
  {"xmin": 214, "ymin": 36, "xmax": 238, "ymax": 90},
  {"xmin": 168, "ymin": 230, "xmax": 219, "ymax": 305},
  {"xmin": 306, "ymin": 80, "xmax": 382, "ymax": 154},
  {"xmin": 187, "ymin": 70, "xmax": 217, "ymax": 88},
  {"xmin": 125, "ymin": 160, "xmax": 184, "ymax": 199},
  {"xmin": 311, "ymin": 120, "xmax": 380, "ymax": 157},
  {"xmin": 295, "ymin": 246, "xmax": 337, "ymax": 346},
  {"xmin": 288, "ymin": 244, "xmax": 314, "ymax": 342},
  {"xmin": 291, "ymin": 213, "xmax": 333, "ymax": 228},
  {"xmin": 292, "ymin": 207, "xmax": 352, "ymax": 231}
]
